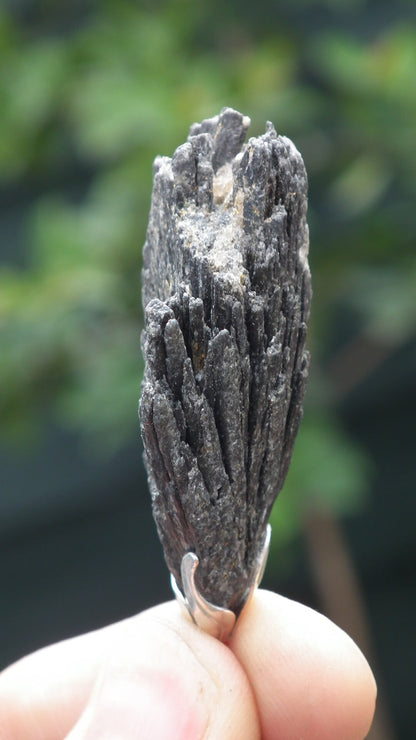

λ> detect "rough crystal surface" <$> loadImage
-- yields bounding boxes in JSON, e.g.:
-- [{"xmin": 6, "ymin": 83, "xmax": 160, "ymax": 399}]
[{"xmin": 140, "ymin": 107, "xmax": 311, "ymax": 614}]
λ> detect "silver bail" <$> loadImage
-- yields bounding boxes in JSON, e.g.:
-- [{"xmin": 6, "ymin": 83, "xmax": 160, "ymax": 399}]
[{"xmin": 171, "ymin": 524, "xmax": 271, "ymax": 641}]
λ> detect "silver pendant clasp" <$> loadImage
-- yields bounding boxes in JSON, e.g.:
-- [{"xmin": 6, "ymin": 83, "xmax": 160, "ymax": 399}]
[{"xmin": 171, "ymin": 524, "xmax": 271, "ymax": 641}]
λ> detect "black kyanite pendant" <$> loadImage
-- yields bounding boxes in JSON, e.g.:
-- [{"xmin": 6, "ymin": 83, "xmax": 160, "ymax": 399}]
[{"xmin": 140, "ymin": 108, "xmax": 311, "ymax": 615}]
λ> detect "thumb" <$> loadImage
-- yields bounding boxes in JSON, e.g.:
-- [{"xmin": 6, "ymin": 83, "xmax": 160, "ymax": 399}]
[{"xmin": 0, "ymin": 602, "xmax": 259, "ymax": 740}]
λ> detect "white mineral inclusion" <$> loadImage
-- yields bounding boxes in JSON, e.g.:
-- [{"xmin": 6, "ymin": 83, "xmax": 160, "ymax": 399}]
[
  {"xmin": 213, "ymin": 162, "xmax": 234, "ymax": 205},
  {"xmin": 180, "ymin": 185, "xmax": 248, "ymax": 298}
]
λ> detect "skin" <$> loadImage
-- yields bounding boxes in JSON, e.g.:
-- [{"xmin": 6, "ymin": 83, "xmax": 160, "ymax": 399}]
[{"xmin": 0, "ymin": 590, "xmax": 376, "ymax": 740}]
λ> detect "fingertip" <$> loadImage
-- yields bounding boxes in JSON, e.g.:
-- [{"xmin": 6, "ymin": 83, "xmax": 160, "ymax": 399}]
[
  {"xmin": 229, "ymin": 589, "xmax": 377, "ymax": 740},
  {"xmin": 0, "ymin": 633, "xmax": 101, "ymax": 740},
  {"xmin": 0, "ymin": 602, "xmax": 261, "ymax": 740},
  {"xmin": 141, "ymin": 602, "xmax": 262, "ymax": 740}
]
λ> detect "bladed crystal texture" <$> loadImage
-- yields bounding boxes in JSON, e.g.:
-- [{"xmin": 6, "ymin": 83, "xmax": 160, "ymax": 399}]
[{"xmin": 140, "ymin": 108, "xmax": 311, "ymax": 614}]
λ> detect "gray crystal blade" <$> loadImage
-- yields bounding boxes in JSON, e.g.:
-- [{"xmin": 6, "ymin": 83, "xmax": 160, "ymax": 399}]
[{"xmin": 140, "ymin": 107, "xmax": 311, "ymax": 614}]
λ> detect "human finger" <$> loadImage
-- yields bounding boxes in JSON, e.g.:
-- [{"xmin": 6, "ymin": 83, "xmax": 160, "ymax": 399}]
[
  {"xmin": 229, "ymin": 589, "xmax": 377, "ymax": 740},
  {"xmin": 0, "ymin": 601, "xmax": 259, "ymax": 740}
]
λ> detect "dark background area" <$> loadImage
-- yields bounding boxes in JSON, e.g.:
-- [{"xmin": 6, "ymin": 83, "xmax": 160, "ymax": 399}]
[{"xmin": 1, "ymin": 2, "xmax": 415, "ymax": 738}]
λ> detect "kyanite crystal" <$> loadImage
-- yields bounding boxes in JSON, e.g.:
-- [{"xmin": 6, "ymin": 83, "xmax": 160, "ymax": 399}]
[{"xmin": 140, "ymin": 107, "xmax": 311, "ymax": 614}]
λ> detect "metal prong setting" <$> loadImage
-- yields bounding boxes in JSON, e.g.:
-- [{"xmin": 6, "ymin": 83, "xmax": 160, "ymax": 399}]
[
  {"xmin": 171, "ymin": 554, "xmax": 236, "ymax": 641},
  {"xmin": 171, "ymin": 523, "xmax": 272, "ymax": 641}
]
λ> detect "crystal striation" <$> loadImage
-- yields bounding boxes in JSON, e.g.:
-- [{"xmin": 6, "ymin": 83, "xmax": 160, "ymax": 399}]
[{"xmin": 140, "ymin": 107, "xmax": 311, "ymax": 614}]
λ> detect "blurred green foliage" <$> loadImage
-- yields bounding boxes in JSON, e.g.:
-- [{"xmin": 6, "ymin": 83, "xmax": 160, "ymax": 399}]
[{"xmin": 1, "ymin": 0, "xmax": 415, "ymax": 542}]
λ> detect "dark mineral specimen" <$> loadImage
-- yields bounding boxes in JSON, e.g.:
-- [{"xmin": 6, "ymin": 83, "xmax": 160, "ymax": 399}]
[{"xmin": 140, "ymin": 107, "xmax": 311, "ymax": 615}]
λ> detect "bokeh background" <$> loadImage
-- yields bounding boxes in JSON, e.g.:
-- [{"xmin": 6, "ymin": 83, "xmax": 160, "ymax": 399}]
[{"xmin": 1, "ymin": 1, "xmax": 415, "ymax": 737}]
